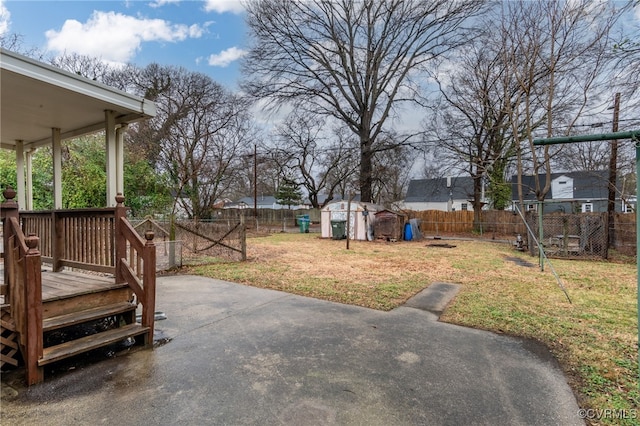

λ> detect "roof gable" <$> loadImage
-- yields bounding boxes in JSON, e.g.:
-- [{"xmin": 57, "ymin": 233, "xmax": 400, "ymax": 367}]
[
  {"xmin": 511, "ymin": 170, "xmax": 611, "ymax": 200},
  {"xmin": 551, "ymin": 175, "xmax": 574, "ymax": 199},
  {"xmin": 405, "ymin": 177, "xmax": 474, "ymax": 203}
]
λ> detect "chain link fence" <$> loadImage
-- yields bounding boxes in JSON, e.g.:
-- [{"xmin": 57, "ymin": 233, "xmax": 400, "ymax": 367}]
[
  {"xmin": 408, "ymin": 209, "xmax": 635, "ymax": 259},
  {"xmin": 153, "ymin": 240, "xmax": 183, "ymax": 270},
  {"xmin": 130, "ymin": 217, "xmax": 246, "ymax": 269},
  {"xmin": 524, "ymin": 212, "xmax": 607, "ymax": 260}
]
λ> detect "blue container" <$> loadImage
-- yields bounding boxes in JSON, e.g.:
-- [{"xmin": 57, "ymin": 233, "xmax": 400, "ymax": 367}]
[{"xmin": 404, "ymin": 222, "xmax": 413, "ymax": 241}]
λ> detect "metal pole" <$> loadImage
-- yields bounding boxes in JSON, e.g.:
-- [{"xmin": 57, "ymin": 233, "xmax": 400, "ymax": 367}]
[
  {"xmin": 538, "ymin": 201, "xmax": 544, "ymax": 271},
  {"xmin": 607, "ymin": 93, "xmax": 621, "ymax": 255},
  {"xmin": 346, "ymin": 194, "xmax": 354, "ymax": 250},
  {"xmin": 636, "ymin": 141, "xmax": 640, "ymax": 382},
  {"xmin": 533, "ymin": 130, "xmax": 639, "ymax": 146},
  {"xmin": 253, "ymin": 144, "xmax": 258, "ymax": 219}
]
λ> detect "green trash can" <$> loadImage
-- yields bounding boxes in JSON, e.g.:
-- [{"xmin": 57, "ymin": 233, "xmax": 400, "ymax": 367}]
[
  {"xmin": 330, "ymin": 220, "xmax": 346, "ymax": 240},
  {"xmin": 297, "ymin": 215, "xmax": 310, "ymax": 233}
]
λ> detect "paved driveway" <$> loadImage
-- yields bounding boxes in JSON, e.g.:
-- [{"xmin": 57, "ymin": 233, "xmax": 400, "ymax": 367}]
[{"xmin": 1, "ymin": 275, "xmax": 584, "ymax": 425}]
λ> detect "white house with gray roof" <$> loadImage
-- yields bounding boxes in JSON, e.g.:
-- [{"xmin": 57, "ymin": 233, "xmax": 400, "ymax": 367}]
[
  {"xmin": 510, "ymin": 170, "xmax": 631, "ymax": 213},
  {"xmin": 402, "ymin": 176, "xmax": 476, "ymax": 211}
]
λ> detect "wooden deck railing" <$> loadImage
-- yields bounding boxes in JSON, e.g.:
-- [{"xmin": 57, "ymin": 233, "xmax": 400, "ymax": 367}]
[
  {"xmin": 1, "ymin": 189, "xmax": 44, "ymax": 384},
  {"xmin": 114, "ymin": 194, "xmax": 156, "ymax": 342},
  {"xmin": 21, "ymin": 208, "xmax": 116, "ymax": 274}
]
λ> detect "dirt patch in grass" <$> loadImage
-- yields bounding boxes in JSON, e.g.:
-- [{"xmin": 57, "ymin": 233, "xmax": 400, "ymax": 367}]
[{"xmin": 188, "ymin": 233, "xmax": 638, "ymax": 425}]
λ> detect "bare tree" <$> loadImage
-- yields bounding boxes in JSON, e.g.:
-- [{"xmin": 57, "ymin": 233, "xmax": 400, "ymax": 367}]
[
  {"xmin": 49, "ymin": 52, "xmax": 118, "ymax": 84},
  {"xmin": 425, "ymin": 0, "xmax": 632, "ymax": 219},
  {"xmin": 370, "ymin": 140, "xmax": 413, "ymax": 207},
  {"xmin": 322, "ymin": 126, "xmax": 361, "ymax": 201},
  {"xmin": 500, "ymin": 0, "xmax": 630, "ymax": 206},
  {"xmin": 271, "ymin": 113, "xmax": 359, "ymax": 208},
  {"xmin": 612, "ymin": 2, "xmax": 640, "ymax": 110},
  {"xmin": 242, "ymin": 0, "xmax": 486, "ymax": 202},
  {"xmin": 0, "ymin": 32, "xmax": 44, "ymax": 59},
  {"xmin": 128, "ymin": 65, "xmax": 254, "ymax": 218},
  {"xmin": 231, "ymin": 146, "xmax": 280, "ymax": 202},
  {"xmin": 427, "ymin": 35, "xmax": 519, "ymax": 221}
]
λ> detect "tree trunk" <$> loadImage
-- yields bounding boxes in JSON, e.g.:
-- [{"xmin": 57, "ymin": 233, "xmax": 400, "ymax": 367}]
[
  {"xmin": 360, "ymin": 138, "xmax": 374, "ymax": 203},
  {"xmin": 472, "ymin": 175, "xmax": 484, "ymax": 230}
]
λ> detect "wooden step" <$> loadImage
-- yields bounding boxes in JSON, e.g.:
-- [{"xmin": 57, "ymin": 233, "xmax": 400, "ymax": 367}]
[
  {"xmin": 39, "ymin": 323, "xmax": 150, "ymax": 366},
  {"xmin": 43, "ymin": 286, "xmax": 133, "ymax": 319},
  {"xmin": 43, "ymin": 302, "xmax": 137, "ymax": 332}
]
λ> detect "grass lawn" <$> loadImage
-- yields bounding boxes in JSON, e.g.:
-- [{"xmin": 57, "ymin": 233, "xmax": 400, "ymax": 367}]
[{"xmin": 188, "ymin": 232, "xmax": 638, "ymax": 425}]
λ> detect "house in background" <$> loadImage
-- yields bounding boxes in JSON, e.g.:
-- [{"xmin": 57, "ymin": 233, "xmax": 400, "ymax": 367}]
[
  {"xmin": 402, "ymin": 176, "xmax": 476, "ymax": 211},
  {"xmin": 232, "ymin": 195, "xmax": 283, "ymax": 209},
  {"xmin": 229, "ymin": 195, "xmax": 307, "ymax": 210},
  {"xmin": 510, "ymin": 170, "xmax": 630, "ymax": 213},
  {"xmin": 301, "ymin": 193, "xmax": 333, "ymax": 209}
]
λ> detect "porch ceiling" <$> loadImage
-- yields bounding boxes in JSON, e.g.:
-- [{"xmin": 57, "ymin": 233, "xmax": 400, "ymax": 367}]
[{"xmin": 1, "ymin": 48, "xmax": 156, "ymax": 152}]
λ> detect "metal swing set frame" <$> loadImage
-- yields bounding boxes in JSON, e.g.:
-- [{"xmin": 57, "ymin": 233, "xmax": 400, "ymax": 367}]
[{"xmin": 533, "ymin": 129, "xmax": 640, "ymax": 381}]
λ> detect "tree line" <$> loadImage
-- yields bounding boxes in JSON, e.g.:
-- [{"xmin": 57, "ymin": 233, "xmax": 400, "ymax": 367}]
[{"xmin": 2, "ymin": 0, "xmax": 639, "ymax": 220}]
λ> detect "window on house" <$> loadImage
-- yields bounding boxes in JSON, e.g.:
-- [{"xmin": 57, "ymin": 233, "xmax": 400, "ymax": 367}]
[
  {"xmin": 461, "ymin": 203, "xmax": 468, "ymax": 211},
  {"xmin": 527, "ymin": 204, "xmax": 537, "ymax": 212},
  {"xmin": 582, "ymin": 203, "xmax": 593, "ymax": 213}
]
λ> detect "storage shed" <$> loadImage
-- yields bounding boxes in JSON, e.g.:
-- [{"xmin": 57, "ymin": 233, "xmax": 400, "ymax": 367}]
[
  {"xmin": 374, "ymin": 209, "xmax": 406, "ymax": 241},
  {"xmin": 321, "ymin": 201, "xmax": 382, "ymax": 240}
]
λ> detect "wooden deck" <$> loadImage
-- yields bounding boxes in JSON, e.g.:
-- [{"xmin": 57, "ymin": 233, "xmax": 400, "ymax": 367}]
[
  {"xmin": 1, "ymin": 266, "xmax": 127, "ymax": 304},
  {"xmin": 1, "ymin": 193, "xmax": 156, "ymax": 385},
  {"xmin": 40, "ymin": 270, "xmax": 124, "ymax": 302}
]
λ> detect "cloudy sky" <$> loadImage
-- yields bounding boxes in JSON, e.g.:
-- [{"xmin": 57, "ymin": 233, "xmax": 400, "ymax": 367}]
[{"xmin": 0, "ymin": 0, "xmax": 247, "ymax": 89}]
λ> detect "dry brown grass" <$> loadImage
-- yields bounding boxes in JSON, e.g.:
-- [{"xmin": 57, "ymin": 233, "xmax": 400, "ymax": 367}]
[{"xmin": 189, "ymin": 232, "xmax": 639, "ymax": 425}]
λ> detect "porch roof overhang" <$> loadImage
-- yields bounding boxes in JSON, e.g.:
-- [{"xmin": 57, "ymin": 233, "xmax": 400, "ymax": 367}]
[{"xmin": 1, "ymin": 48, "xmax": 156, "ymax": 152}]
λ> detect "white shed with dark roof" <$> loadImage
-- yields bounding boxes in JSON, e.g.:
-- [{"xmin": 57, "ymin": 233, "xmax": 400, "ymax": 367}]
[{"xmin": 320, "ymin": 200, "xmax": 382, "ymax": 240}]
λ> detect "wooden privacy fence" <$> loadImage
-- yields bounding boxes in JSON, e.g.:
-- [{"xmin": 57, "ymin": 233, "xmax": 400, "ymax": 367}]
[
  {"xmin": 405, "ymin": 209, "xmax": 636, "ymax": 255},
  {"xmin": 211, "ymin": 208, "xmax": 321, "ymax": 226},
  {"xmin": 406, "ymin": 210, "xmax": 528, "ymax": 236}
]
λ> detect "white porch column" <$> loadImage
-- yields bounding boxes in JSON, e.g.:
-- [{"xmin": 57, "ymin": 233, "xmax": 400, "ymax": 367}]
[
  {"xmin": 52, "ymin": 128, "xmax": 62, "ymax": 209},
  {"xmin": 15, "ymin": 140, "xmax": 26, "ymax": 209},
  {"xmin": 116, "ymin": 124, "xmax": 127, "ymax": 196},
  {"xmin": 105, "ymin": 110, "xmax": 117, "ymax": 207},
  {"xmin": 25, "ymin": 149, "xmax": 33, "ymax": 210}
]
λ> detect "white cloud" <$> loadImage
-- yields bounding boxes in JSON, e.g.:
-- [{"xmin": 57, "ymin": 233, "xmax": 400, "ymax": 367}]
[
  {"xmin": 148, "ymin": 0, "xmax": 181, "ymax": 8},
  {"xmin": 188, "ymin": 23, "xmax": 205, "ymax": 38},
  {"xmin": 45, "ymin": 11, "xmax": 204, "ymax": 63},
  {"xmin": 0, "ymin": 0, "xmax": 11, "ymax": 36},
  {"xmin": 207, "ymin": 46, "xmax": 246, "ymax": 67},
  {"xmin": 204, "ymin": 0, "xmax": 245, "ymax": 14}
]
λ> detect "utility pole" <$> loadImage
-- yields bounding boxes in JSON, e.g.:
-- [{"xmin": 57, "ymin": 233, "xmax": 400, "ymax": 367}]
[{"xmin": 607, "ymin": 92, "xmax": 621, "ymax": 256}]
